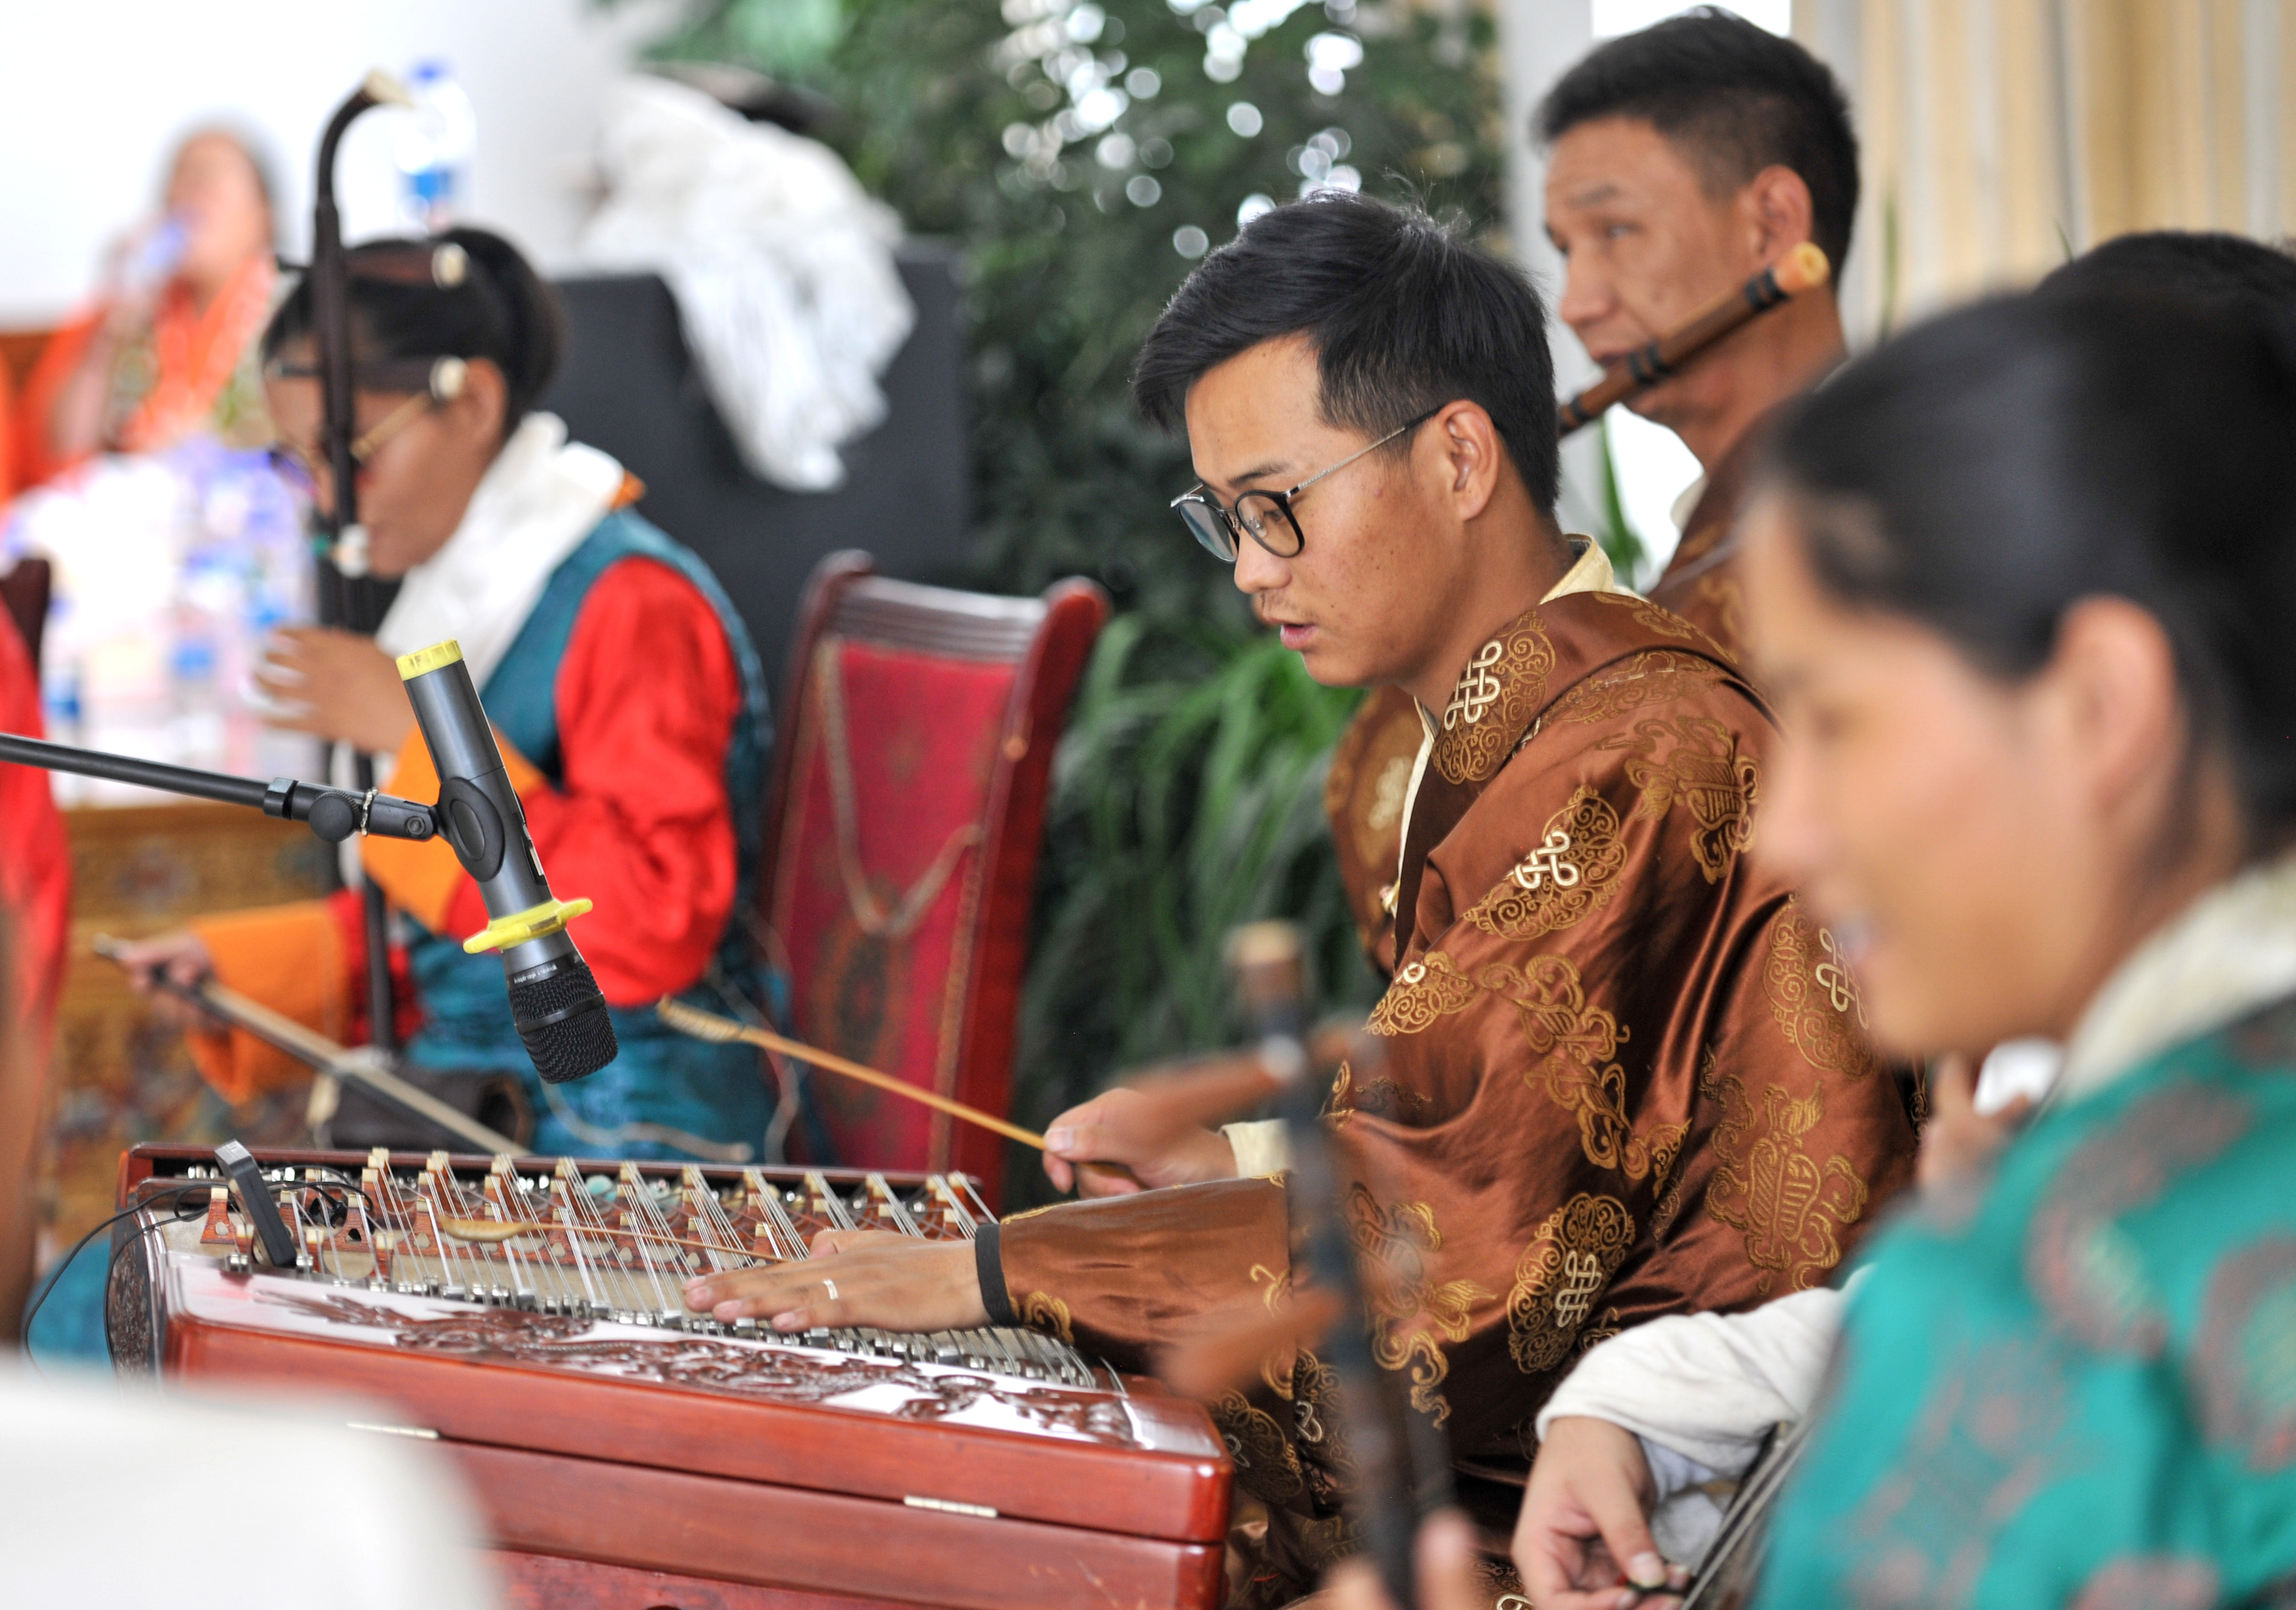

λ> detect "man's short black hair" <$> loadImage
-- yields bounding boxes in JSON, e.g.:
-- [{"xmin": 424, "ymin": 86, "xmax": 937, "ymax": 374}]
[
  {"xmin": 1537, "ymin": 7, "xmax": 1859, "ymax": 274},
  {"xmin": 2040, "ymin": 230, "xmax": 2296, "ymax": 319},
  {"xmin": 1132, "ymin": 193, "xmax": 1560, "ymax": 516}
]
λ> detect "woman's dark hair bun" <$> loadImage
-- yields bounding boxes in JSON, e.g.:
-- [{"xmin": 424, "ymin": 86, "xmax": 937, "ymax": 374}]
[
  {"xmin": 261, "ymin": 224, "xmax": 566, "ymax": 432},
  {"xmin": 1764, "ymin": 287, "xmax": 2296, "ymax": 848}
]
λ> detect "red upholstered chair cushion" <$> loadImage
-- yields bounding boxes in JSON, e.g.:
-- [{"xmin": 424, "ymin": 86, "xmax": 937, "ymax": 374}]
[{"xmin": 759, "ymin": 556, "xmax": 1108, "ymax": 1191}]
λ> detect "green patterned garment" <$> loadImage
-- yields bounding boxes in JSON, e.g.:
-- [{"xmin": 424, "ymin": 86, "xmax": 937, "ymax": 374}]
[{"xmin": 1757, "ymin": 995, "xmax": 2296, "ymax": 1609}]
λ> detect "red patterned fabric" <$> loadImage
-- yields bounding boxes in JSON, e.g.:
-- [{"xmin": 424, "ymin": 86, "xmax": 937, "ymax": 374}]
[{"xmin": 769, "ymin": 638, "xmax": 1018, "ymax": 1171}]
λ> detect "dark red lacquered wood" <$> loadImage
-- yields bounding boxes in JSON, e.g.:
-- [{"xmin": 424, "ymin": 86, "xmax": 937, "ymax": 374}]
[
  {"xmin": 495, "ymin": 1551, "xmax": 914, "ymax": 1610},
  {"xmin": 123, "ymin": 1145, "xmax": 1229, "ymax": 1609}
]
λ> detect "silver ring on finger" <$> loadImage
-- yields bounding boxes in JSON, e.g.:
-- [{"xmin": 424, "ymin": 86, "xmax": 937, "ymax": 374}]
[{"xmin": 821, "ymin": 1278, "xmax": 839, "ymax": 1302}]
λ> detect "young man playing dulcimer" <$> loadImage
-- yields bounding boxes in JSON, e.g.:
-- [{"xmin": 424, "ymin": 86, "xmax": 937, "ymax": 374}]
[
  {"xmin": 1323, "ymin": 11, "xmax": 1860, "ymax": 968},
  {"xmin": 685, "ymin": 191, "xmax": 1914, "ymax": 1605}
]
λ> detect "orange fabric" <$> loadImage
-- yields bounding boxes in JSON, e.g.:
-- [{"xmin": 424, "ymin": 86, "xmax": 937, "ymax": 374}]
[
  {"xmin": 361, "ymin": 724, "xmax": 548, "ymax": 936},
  {"xmin": 15, "ymin": 255, "xmax": 272, "ymax": 488},
  {"xmin": 0, "ymin": 606, "xmax": 67, "ymax": 1042},
  {"xmin": 432, "ymin": 556, "xmax": 742, "ymax": 1003},
  {"xmin": 0, "ymin": 358, "xmax": 16, "ymax": 505},
  {"xmin": 186, "ymin": 900, "xmax": 347, "ymax": 1103}
]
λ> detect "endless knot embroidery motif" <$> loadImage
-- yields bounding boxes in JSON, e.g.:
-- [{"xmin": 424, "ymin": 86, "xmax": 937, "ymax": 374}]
[
  {"xmin": 2193, "ymin": 1233, "xmax": 2296, "ymax": 1471},
  {"xmin": 2028, "ymin": 1082, "xmax": 2252, "ymax": 1358},
  {"xmin": 1600, "ymin": 714, "xmax": 1759, "ymax": 884},
  {"xmin": 1346, "ymin": 1185, "xmax": 1492, "ymax": 1426},
  {"xmin": 1367, "ymin": 951, "xmax": 1482, "ymax": 1036},
  {"xmin": 1700, "ymin": 1065, "xmax": 1870, "ymax": 1294},
  {"xmin": 1480, "ymin": 954, "xmax": 1664, "ymax": 1181},
  {"xmin": 1431, "ymin": 613, "xmax": 1556, "ymax": 785},
  {"xmin": 1507, "ymin": 1193, "xmax": 1635, "ymax": 1375},
  {"xmin": 1764, "ymin": 903, "xmax": 1881, "ymax": 1077},
  {"xmin": 1465, "ymin": 788, "xmax": 1628, "ymax": 940},
  {"xmin": 1551, "ymin": 650, "xmax": 1728, "ymax": 725}
]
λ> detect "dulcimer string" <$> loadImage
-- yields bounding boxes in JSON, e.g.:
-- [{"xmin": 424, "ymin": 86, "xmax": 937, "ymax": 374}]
[{"xmin": 1558, "ymin": 241, "xmax": 1832, "ymax": 435}]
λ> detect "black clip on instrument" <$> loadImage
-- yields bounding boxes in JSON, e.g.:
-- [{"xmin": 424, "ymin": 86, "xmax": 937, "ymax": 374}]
[{"xmin": 214, "ymin": 1139, "xmax": 299, "ymax": 1269}]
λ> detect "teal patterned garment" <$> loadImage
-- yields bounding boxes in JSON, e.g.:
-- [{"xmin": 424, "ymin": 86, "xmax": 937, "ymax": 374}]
[{"xmin": 1757, "ymin": 994, "xmax": 2296, "ymax": 1609}]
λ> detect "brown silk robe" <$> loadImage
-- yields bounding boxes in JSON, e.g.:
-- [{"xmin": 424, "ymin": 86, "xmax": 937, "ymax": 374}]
[
  {"xmin": 1642, "ymin": 408, "xmax": 1779, "ymax": 666},
  {"xmin": 994, "ymin": 592, "xmax": 1919, "ymax": 1604}
]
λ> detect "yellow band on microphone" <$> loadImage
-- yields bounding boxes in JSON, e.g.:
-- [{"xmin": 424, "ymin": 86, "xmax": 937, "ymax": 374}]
[
  {"xmin": 463, "ymin": 896, "xmax": 594, "ymax": 955},
  {"xmin": 395, "ymin": 640, "xmax": 465, "ymax": 681}
]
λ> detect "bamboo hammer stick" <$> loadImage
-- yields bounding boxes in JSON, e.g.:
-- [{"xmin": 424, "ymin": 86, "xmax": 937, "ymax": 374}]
[{"xmin": 656, "ymin": 998, "xmax": 1048, "ymax": 1150}]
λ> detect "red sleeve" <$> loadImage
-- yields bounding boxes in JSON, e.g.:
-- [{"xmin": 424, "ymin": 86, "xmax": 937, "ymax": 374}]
[
  {"xmin": 437, "ymin": 555, "xmax": 743, "ymax": 1005},
  {"xmin": 0, "ymin": 610, "xmax": 68, "ymax": 1037}
]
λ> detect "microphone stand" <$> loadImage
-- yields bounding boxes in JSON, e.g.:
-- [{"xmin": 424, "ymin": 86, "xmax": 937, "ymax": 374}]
[
  {"xmin": 0, "ymin": 731, "xmax": 487, "ymax": 1145},
  {"xmin": 307, "ymin": 72, "xmax": 414, "ymax": 1057}
]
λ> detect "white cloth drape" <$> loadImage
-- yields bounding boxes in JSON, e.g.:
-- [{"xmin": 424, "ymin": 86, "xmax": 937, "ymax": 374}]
[{"xmin": 576, "ymin": 75, "xmax": 916, "ymax": 493}]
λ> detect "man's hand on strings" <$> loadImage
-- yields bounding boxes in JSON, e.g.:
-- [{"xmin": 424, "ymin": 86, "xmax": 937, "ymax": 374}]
[
  {"xmin": 1318, "ymin": 1511, "xmax": 1487, "ymax": 1610},
  {"xmin": 682, "ymin": 1230, "xmax": 989, "ymax": 1333},
  {"xmin": 1042, "ymin": 1086, "xmax": 1238, "ymax": 1197},
  {"xmin": 1516, "ymin": 1415, "xmax": 1691, "ymax": 1610},
  {"xmin": 113, "ymin": 930, "xmax": 217, "ymax": 1032},
  {"xmin": 256, "ymin": 626, "xmax": 418, "ymax": 755}
]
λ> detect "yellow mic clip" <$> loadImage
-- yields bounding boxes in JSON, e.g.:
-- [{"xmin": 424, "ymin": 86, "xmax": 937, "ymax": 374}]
[{"xmin": 463, "ymin": 897, "xmax": 594, "ymax": 955}]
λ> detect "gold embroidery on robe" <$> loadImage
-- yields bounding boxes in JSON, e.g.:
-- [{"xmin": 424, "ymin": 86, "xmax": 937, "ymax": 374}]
[
  {"xmin": 1764, "ymin": 903, "xmax": 1880, "ymax": 1077},
  {"xmin": 1507, "ymin": 1192, "xmax": 1636, "ymax": 1373},
  {"xmin": 1347, "ymin": 1185, "xmax": 1493, "ymax": 1425},
  {"xmin": 1550, "ymin": 650, "xmax": 1728, "ymax": 725},
  {"xmin": 1701, "ymin": 1066, "xmax": 1872, "ymax": 1294},
  {"xmin": 1593, "ymin": 590, "xmax": 1737, "ymax": 662},
  {"xmin": 1463, "ymin": 787, "xmax": 1629, "ymax": 939},
  {"xmin": 1600, "ymin": 714, "xmax": 1759, "ymax": 883},
  {"xmin": 1432, "ymin": 614, "xmax": 1555, "ymax": 785},
  {"xmin": 1368, "ymin": 950, "xmax": 1481, "ymax": 1036},
  {"xmin": 1019, "ymin": 1291, "xmax": 1076, "ymax": 1345},
  {"xmin": 1213, "ymin": 1390, "xmax": 1306, "ymax": 1500},
  {"xmin": 1480, "ymin": 955, "xmax": 1666, "ymax": 1179},
  {"xmin": 1575, "ymin": 1306, "xmax": 1625, "ymax": 1360},
  {"xmin": 1693, "ymin": 576, "xmax": 1748, "ymax": 660}
]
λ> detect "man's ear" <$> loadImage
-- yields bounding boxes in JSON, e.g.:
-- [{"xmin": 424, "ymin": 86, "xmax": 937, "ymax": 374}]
[
  {"xmin": 1742, "ymin": 164, "xmax": 1817, "ymax": 263},
  {"xmin": 1431, "ymin": 400, "xmax": 1502, "ymax": 520}
]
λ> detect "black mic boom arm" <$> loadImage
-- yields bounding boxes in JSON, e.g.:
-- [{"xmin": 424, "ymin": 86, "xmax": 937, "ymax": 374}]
[{"xmin": 0, "ymin": 731, "xmax": 439, "ymax": 845}]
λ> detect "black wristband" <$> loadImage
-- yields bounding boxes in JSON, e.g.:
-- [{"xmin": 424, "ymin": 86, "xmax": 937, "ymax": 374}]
[{"xmin": 973, "ymin": 1221, "xmax": 1018, "ymax": 1328}]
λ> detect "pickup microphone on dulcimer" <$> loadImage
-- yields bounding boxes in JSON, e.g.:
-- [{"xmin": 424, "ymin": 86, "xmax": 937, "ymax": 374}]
[{"xmin": 1558, "ymin": 240, "xmax": 1831, "ymax": 434}]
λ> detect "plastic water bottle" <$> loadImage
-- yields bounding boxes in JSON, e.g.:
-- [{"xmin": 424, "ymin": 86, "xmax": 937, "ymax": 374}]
[{"xmin": 393, "ymin": 60, "xmax": 477, "ymax": 233}]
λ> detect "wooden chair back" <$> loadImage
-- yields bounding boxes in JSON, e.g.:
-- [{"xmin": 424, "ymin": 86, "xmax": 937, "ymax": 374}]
[{"xmin": 758, "ymin": 552, "xmax": 1108, "ymax": 1191}]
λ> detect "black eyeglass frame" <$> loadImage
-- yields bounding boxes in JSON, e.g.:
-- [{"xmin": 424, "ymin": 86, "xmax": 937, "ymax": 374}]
[{"xmin": 1171, "ymin": 406, "xmax": 1443, "ymax": 562}]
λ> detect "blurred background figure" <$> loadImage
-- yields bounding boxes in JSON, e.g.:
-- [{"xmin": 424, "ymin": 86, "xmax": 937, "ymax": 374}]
[{"xmin": 13, "ymin": 126, "xmax": 278, "ymax": 490}]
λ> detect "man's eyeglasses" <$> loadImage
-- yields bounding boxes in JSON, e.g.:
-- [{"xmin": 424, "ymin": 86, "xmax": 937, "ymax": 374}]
[{"xmin": 1172, "ymin": 407, "xmax": 1440, "ymax": 562}]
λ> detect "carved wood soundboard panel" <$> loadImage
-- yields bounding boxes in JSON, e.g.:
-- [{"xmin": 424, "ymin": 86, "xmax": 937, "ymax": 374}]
[{"xmin": 111, "ymin": 1146, "xmax": 1231, "ymax": 1610}]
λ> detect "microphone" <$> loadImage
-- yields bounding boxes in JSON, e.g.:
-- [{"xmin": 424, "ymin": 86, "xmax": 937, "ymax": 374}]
[{"xmin": 396, "ymin": 639, "xmax": 618, "ymax": 1083}]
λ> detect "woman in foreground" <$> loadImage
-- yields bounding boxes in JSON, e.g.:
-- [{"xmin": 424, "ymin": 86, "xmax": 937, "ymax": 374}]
[{"xmin": 1342, "ymin": 288, "xmax": 2296, "ymax": 1607}]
